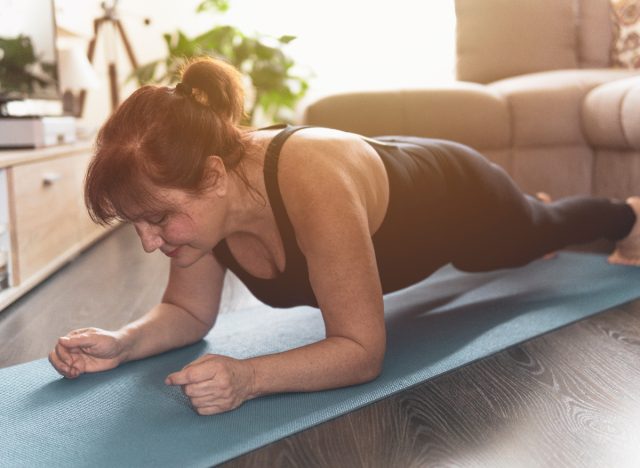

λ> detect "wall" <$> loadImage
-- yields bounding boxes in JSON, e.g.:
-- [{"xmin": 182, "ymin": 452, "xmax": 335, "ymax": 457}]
[
  {"xmin": 55, "ymin": 0, "xmax": 205, "ymax": 134},
  {"xmin": 55, "ymin": 0, "xmax": 456, "ymax": 132}
]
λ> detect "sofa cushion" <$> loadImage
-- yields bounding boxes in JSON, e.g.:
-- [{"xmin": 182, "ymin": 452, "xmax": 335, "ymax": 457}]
[
  {"xmin": 578, "ymin": 0, "xmax": 615, "ymax": 68},
  {"xmin": 302, "ymin": 83, "xmax": 510, "ymax": 151},
  {"xmin": 512, "ymin": 147, "xmax": 594, "ymax": 197},
  {"xmin": 583, "ymin": 75, "xmax": 640, "ymax": 149},
  {"xmin": 610, "ymin": 0, "xmax": 640, "ymax": 68},
  {"xmin": 489, "ymin": 69, "xmax": 640, "ymax": 146},
  {"xmin": 302, "ymin": 90, "xmax": 408, "ymax": 137},
  {"xmin": 455, "ymin": 0, "xmax": 578, "ymax": 83},
  {"xmin": 397, "ymin": 85, "xmax": 510, "ymax": 151}
]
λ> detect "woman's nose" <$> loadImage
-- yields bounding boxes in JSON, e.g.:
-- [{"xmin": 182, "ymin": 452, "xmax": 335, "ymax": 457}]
[{"xmin": 135, "ymin": 223, "xmax": 163, "ymax": 253}]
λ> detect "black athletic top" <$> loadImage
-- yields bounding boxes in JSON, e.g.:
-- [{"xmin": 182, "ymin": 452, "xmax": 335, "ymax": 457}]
[
  {"xmin": 213, "ymin": 125, "xmax": 637, "ymax": 308},
  {"xmin": 212, "ymin": 125, "xmax": 467, "ymax": 308}
]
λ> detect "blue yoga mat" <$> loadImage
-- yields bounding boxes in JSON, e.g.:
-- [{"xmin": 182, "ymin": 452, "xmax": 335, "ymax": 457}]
[{"xmin": 1, "ymin": 252, "xmax": 640, "ymax": 467}]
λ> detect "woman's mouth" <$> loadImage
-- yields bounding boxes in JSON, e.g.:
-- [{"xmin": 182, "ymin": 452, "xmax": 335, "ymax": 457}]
[{"xmin": 164, "ymin": 247, "xmax": 181, "ymax": 258}]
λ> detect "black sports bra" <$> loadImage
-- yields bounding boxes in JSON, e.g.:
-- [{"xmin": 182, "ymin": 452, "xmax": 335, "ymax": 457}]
[{"xmin": 213, "ymin": 125, "xmax": 317, "ymax": 307}]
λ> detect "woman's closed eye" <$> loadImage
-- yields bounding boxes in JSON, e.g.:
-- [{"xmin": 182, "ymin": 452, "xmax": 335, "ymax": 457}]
[{"xmin": 147, "ymin": 213, "xmax": 169, "ymax": 225}]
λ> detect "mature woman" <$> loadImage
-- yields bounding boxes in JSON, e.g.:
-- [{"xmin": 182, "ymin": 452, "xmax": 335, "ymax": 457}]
[{"xmin": 48, "ymin": 58, "xmax": 640, "ymax": 415}]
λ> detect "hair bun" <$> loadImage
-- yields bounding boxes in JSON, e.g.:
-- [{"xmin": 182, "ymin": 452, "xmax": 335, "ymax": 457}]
[{"xmin": 180, "ymin": 57, "xmax": 245, "ymax": 123}]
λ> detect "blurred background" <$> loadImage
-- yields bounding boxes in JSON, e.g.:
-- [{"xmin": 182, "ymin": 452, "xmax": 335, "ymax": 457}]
[{"xmin": 53, "ymin": 0, "xmax": 456, "ymax": 131}]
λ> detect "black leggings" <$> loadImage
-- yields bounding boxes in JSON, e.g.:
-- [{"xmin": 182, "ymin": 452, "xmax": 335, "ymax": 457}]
[
  {"xmin": 444, "ymin": 145, "xmax": 636, "ymax": 272},
  {"xmin": 374, "ymin": 136, "xmax": 636, "ymax": 275}
]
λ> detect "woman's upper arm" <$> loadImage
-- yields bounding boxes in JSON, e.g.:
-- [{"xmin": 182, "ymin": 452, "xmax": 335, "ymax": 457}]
[
  {"xmin": 280, "ymin": 138, "xmax": 387, "ymax": 360},
  {"xmin": 162, "ymin": 252, "xmax": 226, "ymax": 331}
]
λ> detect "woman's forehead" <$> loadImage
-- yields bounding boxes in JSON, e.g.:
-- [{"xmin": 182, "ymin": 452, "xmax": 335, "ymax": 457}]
[{"xmin": 119, "ymin": 187, "xmax": 186, "ymax": 218}]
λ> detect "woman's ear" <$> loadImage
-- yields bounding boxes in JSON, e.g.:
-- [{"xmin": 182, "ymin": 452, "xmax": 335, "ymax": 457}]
[{"xmin": 205, "ymin": 156, "xmax": 228, "ymax": 196}]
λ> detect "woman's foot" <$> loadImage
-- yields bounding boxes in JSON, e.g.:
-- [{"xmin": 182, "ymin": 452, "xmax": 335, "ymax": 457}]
[
  {"xmin": 609, "ymin": 196, "xmax": 640, "ymax": 266},
  {"xmin": 536, "ymin": 192, "xmax": 557, "ymax": 260}
]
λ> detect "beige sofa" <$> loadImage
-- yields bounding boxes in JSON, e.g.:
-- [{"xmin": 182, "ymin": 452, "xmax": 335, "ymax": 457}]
[{"xmin": 302, "ymin": 0, "xmax": 640, "ymax": 200}]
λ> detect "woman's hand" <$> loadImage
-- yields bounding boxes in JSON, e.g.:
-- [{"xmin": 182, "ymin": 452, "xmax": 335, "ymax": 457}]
[
  {"xmin": 165, "ymin": 354, "xmax": 256, "ymax": 415},
  {"xmin": 48, "ymin": 327, "xmax": 128, "ymax": 379}
]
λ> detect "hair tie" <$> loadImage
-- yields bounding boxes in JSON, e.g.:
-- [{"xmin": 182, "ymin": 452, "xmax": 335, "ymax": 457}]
[
  {"xmin": 175, "ymin": 82, "xmax": 192, "ymax": 97},
  {"xmin": 175, "ymin": 82, "xmax": 210, "ymax": 107}
]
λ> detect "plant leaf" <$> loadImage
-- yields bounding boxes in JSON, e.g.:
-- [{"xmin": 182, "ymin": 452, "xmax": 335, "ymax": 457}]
[
  {"xmin": 130, "ymin": 1, "xmax": 311, "ymax": 125},
  {"xmin": 196, "ymin": 0, "xmax": 229, "ymax": 13},
  {"xmin": 278, "ymin": 35, "xmax": 296, "ymax": 44}
]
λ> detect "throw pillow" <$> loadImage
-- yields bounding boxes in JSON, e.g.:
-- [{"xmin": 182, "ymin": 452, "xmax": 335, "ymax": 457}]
[{"xmin": 610, "ymin": 0, "xmax": 640, "ymax": 68}]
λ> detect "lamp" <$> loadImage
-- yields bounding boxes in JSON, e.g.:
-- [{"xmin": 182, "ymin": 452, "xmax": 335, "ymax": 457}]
[{"xmin": 57, "ymin": 45, "xmax": 100, "ymax": 117}]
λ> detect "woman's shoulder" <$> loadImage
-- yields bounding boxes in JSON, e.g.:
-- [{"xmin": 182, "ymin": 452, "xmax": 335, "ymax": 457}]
[
  {"xmin": 273, "ymin": 126, "xmax": 389, "ymax": 231},
  {"xmin": 277, "ymin": 126, "xmax": 377, "ymax": 176}
]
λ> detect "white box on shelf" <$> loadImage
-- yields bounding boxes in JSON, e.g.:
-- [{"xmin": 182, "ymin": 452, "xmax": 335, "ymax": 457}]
[{"xmin": 0, "ymin": 116, "xmax": 76, "ymax": 149}]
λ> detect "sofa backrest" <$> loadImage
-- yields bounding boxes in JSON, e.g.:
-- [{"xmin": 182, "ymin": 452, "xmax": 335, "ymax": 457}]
[
  {"xmin": 578, "ymin": 0, "xmax": 614, "ymax": 68},
  {"xmin": 455, "ymin": 0, "xmax": 613, "ymax": 83}
]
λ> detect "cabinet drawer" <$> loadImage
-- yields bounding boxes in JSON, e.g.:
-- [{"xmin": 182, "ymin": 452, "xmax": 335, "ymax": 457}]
[{"xmin": 11, "ymin": 156, "xmax": 81, "ymax": 281}]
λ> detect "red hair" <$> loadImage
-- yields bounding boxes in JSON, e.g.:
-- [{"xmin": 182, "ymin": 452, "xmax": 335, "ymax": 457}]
[{"xmin": 85, "ymin": 57, "xmax": 251, "ymax": 224}]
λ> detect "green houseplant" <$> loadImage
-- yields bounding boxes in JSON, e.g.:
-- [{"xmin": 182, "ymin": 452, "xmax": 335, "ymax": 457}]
[
  {"xmin": 0, "ymin": 34, "xmax": 57, "ymax": 97},
  {"xmin": 133, "ymin": 0, "xmax": 309, "ymax": 125}
]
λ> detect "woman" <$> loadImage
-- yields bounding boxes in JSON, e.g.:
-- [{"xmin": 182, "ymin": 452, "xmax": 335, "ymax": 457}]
[{"xmin": 48, "ymin": 58, "xmax": 640, "ymax": 415}]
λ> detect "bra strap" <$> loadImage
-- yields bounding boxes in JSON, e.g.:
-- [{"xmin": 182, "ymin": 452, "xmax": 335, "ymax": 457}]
[{"xmin": 263, "ymin": 125, "xmax": 313, "ymax": 252}]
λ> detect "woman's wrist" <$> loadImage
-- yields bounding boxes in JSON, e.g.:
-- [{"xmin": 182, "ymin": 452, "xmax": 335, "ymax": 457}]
[
  {"xmin": 114, "ymin": 326, "xmax": 139, "ymax": 364},
  {"xmin": 243, "ymin": 358, "xmax": 259, "ymax": 400}
]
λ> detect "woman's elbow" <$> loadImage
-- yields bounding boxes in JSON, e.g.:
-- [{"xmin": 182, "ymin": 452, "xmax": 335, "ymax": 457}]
[
  {"xmin": 363, "ymin": 366, "xmax": 383, "ymax": 383},
  {"xmin": 359, "ymin": 354, "xmax": 384, "ymax": 383}
]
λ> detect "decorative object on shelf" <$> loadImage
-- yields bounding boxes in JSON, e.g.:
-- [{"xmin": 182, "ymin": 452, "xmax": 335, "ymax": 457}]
[
  {"xmin": 0, "ymin": 35, "xmax": 56, "ymax": 98},
  {"xmin": 132, "ymin": 0, "xmax": 309, "ymax": 125},
  {"xmin": 0, "ymin": 116, "xmax": 76, "ymax": 149},
  {"xmin": 57, "ymin": 45, "xmax": 100, "ymax": 117},
  {"xmin": 78, "ymin": 0, "xmax": 141, "ymax": 117},
  {"xmin": 0, "ymin": 0, "xmax": 63, "ymax": 117}
]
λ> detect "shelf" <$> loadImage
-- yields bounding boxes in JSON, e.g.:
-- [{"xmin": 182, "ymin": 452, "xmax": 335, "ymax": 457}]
[{"xmin": 0, "ymin": 141, "xmax": 94, "ymax": 169}]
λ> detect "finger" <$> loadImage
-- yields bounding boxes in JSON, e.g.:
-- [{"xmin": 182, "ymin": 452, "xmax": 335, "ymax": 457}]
[
  {"xmin": 193, "ymin": 404, "xmax": 226, "ymax": 416},
  {"xmin": 65, "ymin": 362, "xmax": 82, "ymax": 379},
  {"xmin": 190, "ymin": 393, "xmax": 228, "ymax": 407},
  {"xmin": 182, "ymin": 354, "xmax": 218, "ymax": 370},
  {"xmin": 50, "ymin": 353, "xmax": 78, "ymax": 379},
  {"xmin": 165, "ymin": 372, "xmax": 193, "ymax": 386},
  {"xmin": 63, "ymin": 349, "xmax": 85, "ymax": 374},
  {"xmin": 50, "ymin": 346, "xmax": 72, "ymax": 371},
  {"xmin": 55, "ymin": 344, "xmax": 72, "ymax": 366},
  {"xmin": 73, "ymin": 355, "xmax": 87, "ymax": 375},
  {"xmin": 182, "ymin": 380, "xmax": 214, "ymax": 398},
  {"xmin": 48, "ymin": 351, "xmax": 69, "ymax": 376},
  {"xmin": 59, "ymin": 334, "xmax": 96, "ymax": 349},
  {"xmin": 68, "ymin": 328, "xmax": 94, "ymax": 336},
  {"xmin": 166, "ymin": 365, "xmax": 216, "ymax": 386}
]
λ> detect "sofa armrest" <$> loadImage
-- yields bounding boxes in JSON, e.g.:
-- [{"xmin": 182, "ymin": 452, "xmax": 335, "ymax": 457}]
[
  {"xmin": 583, "ymin": 76, "xmax": 640, "ymax": 151},
  {"xmin": 488, "ymin": 69, "xmax": 640, "ymax": 147},
  {"xmin": 301, "ymin": 82, "xmax": 510, "ymax": 151}
]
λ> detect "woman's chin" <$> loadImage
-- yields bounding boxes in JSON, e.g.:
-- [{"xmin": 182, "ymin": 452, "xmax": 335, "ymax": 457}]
[{"xmin": 170, "ymin": 248, "xmax": 209, "ymax": 268}]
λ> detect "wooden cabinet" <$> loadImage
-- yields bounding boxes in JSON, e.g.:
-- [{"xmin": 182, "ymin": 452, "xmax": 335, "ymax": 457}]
[{"xmin": 0, "ymin": 143, "xmax": 109, "ymax": 310}]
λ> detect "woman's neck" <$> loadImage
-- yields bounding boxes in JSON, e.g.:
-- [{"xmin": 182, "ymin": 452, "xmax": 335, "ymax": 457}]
[{"xmin": 221, "ymin": 130, "xmax": 275, "ymax": 238}]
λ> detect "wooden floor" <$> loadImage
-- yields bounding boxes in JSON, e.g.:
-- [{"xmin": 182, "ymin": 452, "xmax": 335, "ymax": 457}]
[{"xmin": 2, "ymin": 225, "xmax": 640, "ymax": 467}]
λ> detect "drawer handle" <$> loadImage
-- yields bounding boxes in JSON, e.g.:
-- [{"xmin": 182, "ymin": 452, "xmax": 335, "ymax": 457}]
[{"xmin": 42, "ymin": 172, "xmax": 63, "ymax": 186}]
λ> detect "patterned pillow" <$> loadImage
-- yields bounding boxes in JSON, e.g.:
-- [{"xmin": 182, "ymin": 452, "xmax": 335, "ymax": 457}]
[{"xmin": 610, "ymin": 0, "xmax": 640, "ymax": 68}]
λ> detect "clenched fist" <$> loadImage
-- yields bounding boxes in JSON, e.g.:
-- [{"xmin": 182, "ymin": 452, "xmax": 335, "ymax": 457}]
[{"xmin": 165, "ymin": 354, "xmax": 256, "ymax": 415}]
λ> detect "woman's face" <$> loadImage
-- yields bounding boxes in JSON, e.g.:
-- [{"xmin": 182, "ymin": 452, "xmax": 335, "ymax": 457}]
[{"xmin": 131, "ymin": 187, "xmax": 226, "ymax": 268}]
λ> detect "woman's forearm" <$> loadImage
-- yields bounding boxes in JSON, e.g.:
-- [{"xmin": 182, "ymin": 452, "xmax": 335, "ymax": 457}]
[
  {"xmin": 246, "ymin": 337, "xmax": 384, "ymax": 398},
  {"xmin": 117, "ymin": 303, "xmax": 211, "ymax": 363}
]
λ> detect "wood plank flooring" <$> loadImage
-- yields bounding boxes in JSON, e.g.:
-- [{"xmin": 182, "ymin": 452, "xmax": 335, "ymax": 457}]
[{"xmin": 1, "ymin": 225, "xmax": 639, "ymax": 467}]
